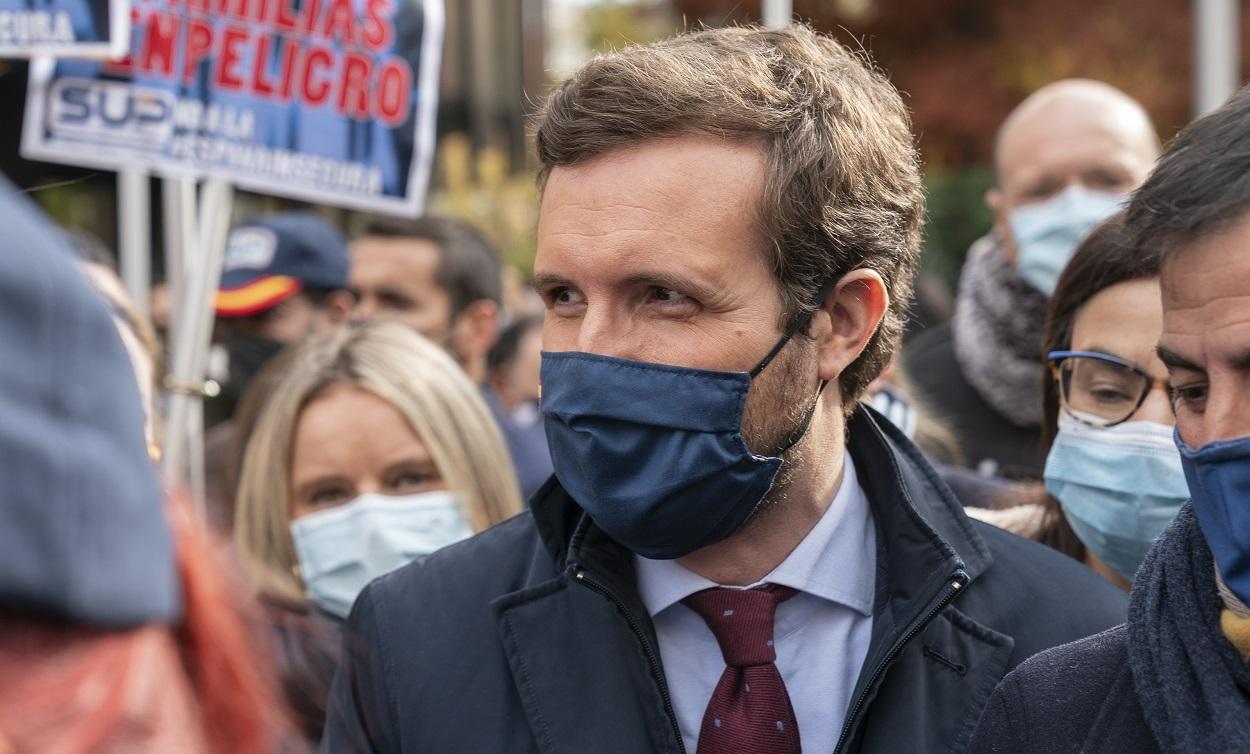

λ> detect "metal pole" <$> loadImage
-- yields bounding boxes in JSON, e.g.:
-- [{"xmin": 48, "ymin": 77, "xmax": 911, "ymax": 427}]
[
  {"xmin": 762, "ymin": 0, "xmax": 792, "ymax": 28},
  {"xmin": 161, "ymin": 177, "xmax": 195, "ymax": 312},
  {"xmin": 1195, "ymin": 0, "xmax": 1241, "ymax": 115},
  {"xmin": 118, "ymin": 169, "xmax": 151, "ymax": 319},
  {"xmin": 163, "ymin": 178, "xmax": 233, "ymax": 516}
]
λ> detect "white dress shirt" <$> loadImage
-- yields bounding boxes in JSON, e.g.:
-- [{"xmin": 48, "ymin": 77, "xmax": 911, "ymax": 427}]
[{"xmin": 635, "ymin": 454, "xmax": 877, "ymax": 754}]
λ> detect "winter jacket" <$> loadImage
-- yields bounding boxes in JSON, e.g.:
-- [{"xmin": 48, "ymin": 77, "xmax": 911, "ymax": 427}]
[
  {"xmin": 904, "ymin": 324, "xmax": 1044, "ymax": 479},
  {"xmin": 320, "ymin": 406, "xmax": 1126, "ymax": 753},
  {"xmin": 968, "ymin": 626, "xmax": 1159, "ymax": 754}
]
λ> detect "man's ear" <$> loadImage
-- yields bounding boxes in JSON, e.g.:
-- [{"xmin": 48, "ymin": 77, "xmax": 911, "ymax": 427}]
[
  {"xmin": 810, "ymin": 269, "xmax": 889, "ymax": 383},
  {"xmin": 322, "ymin": 290, "xmax": 356, "ymax": 326},
  {"xmin": 451, "ymin": 299, "xmax": 501, "ymax": 376},
  {"xmin": 985, "ymin": 186, "xmax": 1020, "ymax": 264}
]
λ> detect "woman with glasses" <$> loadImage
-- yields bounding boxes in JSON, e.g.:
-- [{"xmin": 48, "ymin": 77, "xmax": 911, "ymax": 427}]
[{"xmin": 971, "ymin": 213, "xmax": 1187, "ymax": 591}]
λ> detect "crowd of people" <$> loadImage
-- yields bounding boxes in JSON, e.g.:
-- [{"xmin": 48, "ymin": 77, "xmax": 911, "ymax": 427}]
[{"xmin": 3, "ymin": 20, "xmax": 1250, "ymax": 754}]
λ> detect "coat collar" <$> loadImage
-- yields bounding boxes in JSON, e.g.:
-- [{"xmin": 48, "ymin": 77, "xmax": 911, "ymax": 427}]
[
  {"xmin": 528, "ymin": 403, "xmax": 993, "ymax": 602},
  {"xmin": 505, "ymin": 404, "xmax": 1001, "ymax": 754}
]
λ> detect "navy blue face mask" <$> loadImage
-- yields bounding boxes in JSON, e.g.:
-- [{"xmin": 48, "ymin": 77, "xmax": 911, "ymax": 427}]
[
  {"xmin": 1176, "ymin": 431, "xmax": 1250, "ymax": 605},
  {"xmin": 540, "ymin": 307, "xmax": 828, "ymax": 560}
]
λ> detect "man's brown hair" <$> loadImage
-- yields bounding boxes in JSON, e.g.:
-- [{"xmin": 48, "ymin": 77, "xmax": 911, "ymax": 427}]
[{"xmin": 534, "ymin": 24, "xmax": 924, "ymax": 405}]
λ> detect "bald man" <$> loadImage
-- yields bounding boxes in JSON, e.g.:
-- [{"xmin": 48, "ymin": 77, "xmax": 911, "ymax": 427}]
[{"xmin": 903, "ymin": 80, "xmax": 1159, "ymax": 480}]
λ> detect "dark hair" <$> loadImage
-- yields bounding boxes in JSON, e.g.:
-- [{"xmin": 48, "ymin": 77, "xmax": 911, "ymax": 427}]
[
  {"xmin": 1030, "ymin": 212, "xmax": 1161, "ymax": 560},
  {"xmin": 534, "ymin": 24, "xmax": 924, "ymax": 408},
  {"xmin": 1126, "ymin": 84, "xmax": 1250, "ymax": 264},
  {"xmin": 361, "ymin": 216, "xmax": 503, "ymax": 318},
  {"xmin": 487, "ymin": 315, "xmax": 542, "ymax": 377}
]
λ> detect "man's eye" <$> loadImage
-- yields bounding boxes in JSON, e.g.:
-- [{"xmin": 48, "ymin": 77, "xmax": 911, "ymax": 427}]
[
  {"xmin": 1170, "ymin": 384, "xmax": 1209, "ymax": 414},
  {"xmin": 379, "ymin": 292, "xmax": 416, "ymax": 311},
  {"xmin": 549, "ymin": 287, "xmax": 586, "ymax": 308},
  {"xmin": 652, "ymin": 287, "xmax": 688, "ymax": 303}
]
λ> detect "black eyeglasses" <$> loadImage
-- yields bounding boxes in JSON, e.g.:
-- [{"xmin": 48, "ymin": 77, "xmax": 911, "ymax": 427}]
[{"xmin": 1048, "ymin": 350, "xmax": 1171, "ymax": 428}]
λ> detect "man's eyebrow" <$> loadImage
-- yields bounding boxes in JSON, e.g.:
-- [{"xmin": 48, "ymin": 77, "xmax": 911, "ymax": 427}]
[
  {"xmin": 531, "ymin": 271, "xmax": 721, "ymax": 301},
  {"xmin": 618, "ymin": 271, "xmax": 720, "ymax": 301},
  {"xmin": 1156, "ymin": 344, "xmax": 1203, "ymax": 372},
  {"xmin": 531, "ymin": 272, "xmax": 574, "ymax": 292}
]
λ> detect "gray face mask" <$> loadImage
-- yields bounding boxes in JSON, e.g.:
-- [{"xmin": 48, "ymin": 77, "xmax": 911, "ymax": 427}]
[{"xmin": 290, "ymin": 491, "xmax": 473, "ymax": 617}]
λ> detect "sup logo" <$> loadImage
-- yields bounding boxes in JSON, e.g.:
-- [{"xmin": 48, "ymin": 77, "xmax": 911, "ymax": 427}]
[{"xmin": 49, "ymin": 79, "xmax": 176, "ymax": 146}]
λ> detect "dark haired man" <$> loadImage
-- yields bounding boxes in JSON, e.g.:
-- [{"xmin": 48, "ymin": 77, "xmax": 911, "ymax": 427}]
[
  {"xmin": 351, "ymin": 216, "xmax": 502, "ymax": 386},
  {"xmin": 971, "ymin": 84, "xmax": 1250, "ymax": 754},
  {"xmin": 324, "ymin": 25, "xmax": 1125, "ymax": 754},
  {"xmin": 350, "ymin": 215, "xmax": 554, "ymax": 496}
]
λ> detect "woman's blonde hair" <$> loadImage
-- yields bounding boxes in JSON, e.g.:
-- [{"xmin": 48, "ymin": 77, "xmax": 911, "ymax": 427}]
[{"xmin": 234, "ymin": 320, "xmax": 524, "ymax": 601}]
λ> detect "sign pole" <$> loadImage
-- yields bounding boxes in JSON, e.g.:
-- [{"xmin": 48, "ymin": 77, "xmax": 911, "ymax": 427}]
[
  {"xmin": 117, "ymin": 169, "xmax": 151, "ymax": 319},
  {"xmin": 762, "ymin": 0, "xmax": 792, "ymax": 28},
  {"xmin": 162, "ymin": 178, "xmax": 233, "ymax": 515},
  {"xmin": 1195, "ymin": 0, "xmax": 1241, "ymax": 115}
]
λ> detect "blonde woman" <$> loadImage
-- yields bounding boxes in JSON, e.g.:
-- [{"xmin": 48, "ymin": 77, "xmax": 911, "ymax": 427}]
[{"xmin": 233, "ymin": 319, "xmax": 523, "ymax": 742}]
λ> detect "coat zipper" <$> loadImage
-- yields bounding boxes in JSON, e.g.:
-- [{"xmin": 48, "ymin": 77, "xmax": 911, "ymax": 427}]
[
  {"xmin": 571, "ymin": 566, "xmax": 688, "ymax": 754},
  {"xmin": 831, "ymin": 569, "xmax": 969, "ymax": 754}
]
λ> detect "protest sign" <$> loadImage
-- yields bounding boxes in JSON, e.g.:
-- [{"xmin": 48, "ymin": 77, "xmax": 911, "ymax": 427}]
[
  {"xmin": 0, "ymin": 0, "xmax": 129, "ymax": 58},
  {"xmin": 22, "ymin": 0, "xmax": 442, "ymax": 216}
]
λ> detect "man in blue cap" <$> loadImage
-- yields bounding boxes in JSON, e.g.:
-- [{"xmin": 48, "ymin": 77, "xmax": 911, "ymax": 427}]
[{"xmin": 209, "ymin": 210, "xmax": 354, "ymax": 427}]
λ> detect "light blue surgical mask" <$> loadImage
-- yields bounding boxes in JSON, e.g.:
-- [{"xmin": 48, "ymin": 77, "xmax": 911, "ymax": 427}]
[
  {"xmin": 1009, "ymin": 186, "xmax": 1124, "ymax": 295},
  {"xmin": 1045, "ymin": 414, "xmax": 1189, "ymax": 582},
  {"xmin": 291, "ymin": 491, "xmax": 473, "ymax": 618}
]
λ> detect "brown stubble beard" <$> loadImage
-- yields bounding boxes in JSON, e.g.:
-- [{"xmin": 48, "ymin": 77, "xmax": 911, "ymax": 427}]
[{"xmin": 737, "ymin": 334, "xmax": 821, "ymax": 530}]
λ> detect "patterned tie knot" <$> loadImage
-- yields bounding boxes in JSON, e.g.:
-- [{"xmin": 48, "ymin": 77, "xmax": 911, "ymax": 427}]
[{"xmin": 682, "ymin": 585, "xmax": 797, "ymax": 667}]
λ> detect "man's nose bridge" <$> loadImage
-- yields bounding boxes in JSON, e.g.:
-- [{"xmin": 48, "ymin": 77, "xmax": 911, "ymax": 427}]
[{"xmin": 576, "ymin": 305, "xmax": 640, "ymax": 358}]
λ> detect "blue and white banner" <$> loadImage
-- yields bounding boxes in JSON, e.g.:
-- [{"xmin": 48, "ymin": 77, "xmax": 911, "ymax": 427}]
[
  {"xmin": 0, "ymin": 0, "xmax": 130, "ymax": 58},
  {"xmin": 22, "ymin": 0, "xmax": 441, "ymax": 216}
]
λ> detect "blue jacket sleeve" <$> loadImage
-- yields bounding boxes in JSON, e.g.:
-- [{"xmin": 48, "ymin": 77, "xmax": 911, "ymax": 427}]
[{"xmin": 320, "ymin": 584, "xmax": 401, "ymax": 753}]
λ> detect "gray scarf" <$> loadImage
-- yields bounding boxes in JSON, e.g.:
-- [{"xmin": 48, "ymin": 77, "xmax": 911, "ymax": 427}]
[
  {"xmin": 1128, "ymin": 505, "xmax": 1250, "ymax": 754},
  {"xmin": 951, "ymin": 234, "xmax": 1049, "ymax": 428}
]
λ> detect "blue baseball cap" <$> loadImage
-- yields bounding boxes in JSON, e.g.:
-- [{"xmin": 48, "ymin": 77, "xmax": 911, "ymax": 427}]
[{"xmin": 215, "ymin": 210, "xmax": 349, "ymax": 317}]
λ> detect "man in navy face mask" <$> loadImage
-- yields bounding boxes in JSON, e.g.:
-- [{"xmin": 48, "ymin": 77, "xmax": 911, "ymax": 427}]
[{"xmin": 322, "ymin": 25, "xmax": 1125, "ymax": 754}]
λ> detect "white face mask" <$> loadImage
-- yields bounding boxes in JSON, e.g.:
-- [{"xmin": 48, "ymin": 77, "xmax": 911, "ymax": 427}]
[{"xmin": 290, "ymin": 491, "xmax": 473, "ymax": 618}]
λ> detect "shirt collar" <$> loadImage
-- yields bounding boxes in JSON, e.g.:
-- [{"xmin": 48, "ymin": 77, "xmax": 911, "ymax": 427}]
[{"xmin": 635, "ymin": 453, "xmax": 876, "ymax": 618}]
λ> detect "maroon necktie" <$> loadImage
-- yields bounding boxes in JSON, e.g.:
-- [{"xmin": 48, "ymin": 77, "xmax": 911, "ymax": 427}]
[{"xmin": 681, "ymin": 585, "xmax": 800, "ymax": 753}]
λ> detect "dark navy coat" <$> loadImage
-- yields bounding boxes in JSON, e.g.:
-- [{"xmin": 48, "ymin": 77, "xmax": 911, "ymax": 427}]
[
  {"xmin": 969, "ymin": 626, "xmax": 1160, "ymax": 754},
  {"xmin": 321, "ymin": 407, "xmax": 1126, "ymax": 753}
]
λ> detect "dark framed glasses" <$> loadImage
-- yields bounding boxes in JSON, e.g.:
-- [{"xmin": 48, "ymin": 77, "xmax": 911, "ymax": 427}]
[{"xmin": 1048, "ymin": 350, "xmax": 1171, "ymax": 428}]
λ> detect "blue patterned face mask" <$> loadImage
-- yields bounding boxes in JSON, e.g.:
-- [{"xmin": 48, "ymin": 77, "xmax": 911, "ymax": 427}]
[
  {"xmin": 1045, "ymin": 414, "xmax": 1188, "ymax": 582},
  {"xmin": 290, "ymin": 491, "xmax": 473, "ymax": 617},
  {"xmin": 1009, "ymin": 186, "xmax": 1124, "ymax": 295}
]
